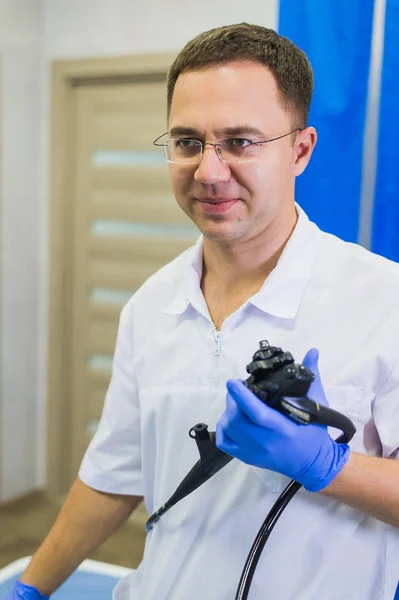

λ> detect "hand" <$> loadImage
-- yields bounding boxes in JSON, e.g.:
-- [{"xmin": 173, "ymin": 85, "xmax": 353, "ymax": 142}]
[
  {"xmin": 216, "ymin": 348, "xmax": 350, "ymax": 492},
  {"xmin": 3, "ymin": 581, "xmax": 49, "ymax": 599}
]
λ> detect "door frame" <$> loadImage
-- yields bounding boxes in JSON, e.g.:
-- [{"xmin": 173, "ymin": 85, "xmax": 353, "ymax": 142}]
[
  {"xmin": 47, "ymin": 53, "xmax": 176, "ymax": 500},
  {"xmin": 0, "ymin": 54, "xmax": 3, "ymax": 502}
]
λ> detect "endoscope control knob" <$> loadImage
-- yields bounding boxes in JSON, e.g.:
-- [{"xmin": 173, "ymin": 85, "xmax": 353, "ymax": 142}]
[{"xmin": 244, "ymin": 341, "xmax": 314, "ymax": 413}]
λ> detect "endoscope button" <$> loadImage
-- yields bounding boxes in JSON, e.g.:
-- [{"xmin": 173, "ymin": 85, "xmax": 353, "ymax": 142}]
[{"xmin": 264, "ymin": 382, "xmax": 280, "ymax": 394}]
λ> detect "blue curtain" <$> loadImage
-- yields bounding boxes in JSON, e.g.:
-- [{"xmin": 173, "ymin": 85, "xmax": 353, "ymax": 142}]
[
  {"xmin": 278, "ymin": 0, "xmax": 375, "ymax": 242},
  {"xmin": 279, "ymin": 4, "xmax": 399, "ymax": 598},
  {"xmin": 371, "ymin": 0, "xmax": 399, "ymax": 262}
]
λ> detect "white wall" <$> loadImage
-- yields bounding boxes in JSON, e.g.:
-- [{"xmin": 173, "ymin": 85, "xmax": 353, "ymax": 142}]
[
  {"xmin": 0, "ymin": 0, "xmax": 278, "ymax": 500},
  {"xmin": 43, "ymin": 0, "xmax": 278, "ymax": 57},
  {"xmin": 0, "ymin": 0, "xmax": 42, "ymax": 501}
]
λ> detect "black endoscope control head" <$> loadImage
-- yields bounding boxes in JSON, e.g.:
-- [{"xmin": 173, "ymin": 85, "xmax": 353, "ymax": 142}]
[
  {"xmin": 244, "ymin": 340, "xmax": 315, "ymax": 423},
  {"xmin": 146, "ymin": 339, "xmax": 355, "ymax": 533}
]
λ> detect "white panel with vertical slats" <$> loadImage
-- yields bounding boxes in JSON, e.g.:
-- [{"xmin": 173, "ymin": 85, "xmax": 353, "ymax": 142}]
[{"xmin": 70, "ymin": 81, "xmax": 198, "ymax": 473}]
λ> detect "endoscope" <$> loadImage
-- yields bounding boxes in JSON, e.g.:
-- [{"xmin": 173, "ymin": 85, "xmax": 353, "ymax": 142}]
[{"xmin": 146, "ymin": 341, "xmax": 356, "ymax": 599}]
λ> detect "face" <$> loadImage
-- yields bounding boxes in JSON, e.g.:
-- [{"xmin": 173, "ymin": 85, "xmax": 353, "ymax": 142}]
[{"xmin": 167, "ymin": 60, "xmax": 316, "ymax": 246}]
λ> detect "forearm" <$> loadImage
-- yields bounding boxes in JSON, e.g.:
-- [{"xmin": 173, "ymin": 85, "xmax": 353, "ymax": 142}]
[
  {"xmin": 19, "ymin": 477, "xmax": 143, "ymax": 596},
  {"xmin": 321, "ymin": 451, "xmax": 399, "ymax": 527}
]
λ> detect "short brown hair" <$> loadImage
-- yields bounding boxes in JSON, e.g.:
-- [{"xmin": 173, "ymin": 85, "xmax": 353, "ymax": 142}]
[{"xmin": 167, "ymin": 23, "xmax": 313, "ymax": 128}]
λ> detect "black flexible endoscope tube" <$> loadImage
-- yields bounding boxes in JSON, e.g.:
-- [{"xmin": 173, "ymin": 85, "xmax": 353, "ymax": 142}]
[
  {"xmin": 235, "ymin": 431, "xmax": 349, "ymax": 600},
  {"xmin": 235, "ymin": 480, "xmax": 302, "ymax": 600}
]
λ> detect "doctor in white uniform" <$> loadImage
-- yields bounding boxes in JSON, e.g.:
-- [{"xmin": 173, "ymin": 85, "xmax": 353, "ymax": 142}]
[{"xmin": 7, "ymin": 23, "xmax": 399, "ymax": 600}]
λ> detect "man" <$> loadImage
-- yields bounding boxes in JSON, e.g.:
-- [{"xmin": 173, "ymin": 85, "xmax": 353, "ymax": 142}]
[{"xmin": 6, "ymin": 23, "xmax": 399, "ymax": 600}]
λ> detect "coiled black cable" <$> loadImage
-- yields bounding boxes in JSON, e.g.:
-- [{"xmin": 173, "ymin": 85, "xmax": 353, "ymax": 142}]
[
  {"xmin": 235, "ymin": 479, "xmax": 301, "ymax": 599},
  {"xmin": 235, "ymin": 430, "xmax": 348, "ymax": 599}
]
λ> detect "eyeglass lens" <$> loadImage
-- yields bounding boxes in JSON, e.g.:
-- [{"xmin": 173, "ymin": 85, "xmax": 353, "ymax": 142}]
[{"xmin": 165, "ymin": 139, "xmax": 261, "ymax": 163}]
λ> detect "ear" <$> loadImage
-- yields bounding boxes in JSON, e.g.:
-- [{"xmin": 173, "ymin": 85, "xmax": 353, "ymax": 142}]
[{"xmin": 293, "ymin": 127, "xmax": 317, "ymax": 176}]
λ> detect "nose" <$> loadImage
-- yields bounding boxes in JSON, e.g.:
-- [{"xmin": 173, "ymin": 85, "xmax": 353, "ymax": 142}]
[{"xmin": 193, "ymin": 144, "xmax": 231, "ymax": 185}]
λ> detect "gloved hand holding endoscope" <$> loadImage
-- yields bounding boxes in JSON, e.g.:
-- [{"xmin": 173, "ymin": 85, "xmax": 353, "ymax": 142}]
[{"xmin": 216, "ymin": 348, "xmax": 351, "ymax": 492}]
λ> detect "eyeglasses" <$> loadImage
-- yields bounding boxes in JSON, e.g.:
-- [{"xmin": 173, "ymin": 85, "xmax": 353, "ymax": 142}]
[{"xmin": 153, "ymin": 129, "xmax": 303, "ymax": 165}]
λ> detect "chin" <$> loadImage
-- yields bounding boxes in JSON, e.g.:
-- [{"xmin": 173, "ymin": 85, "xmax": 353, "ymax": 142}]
[{"xmin": 199, "ymin": 223, "xmax": 244, "ymax": 243}]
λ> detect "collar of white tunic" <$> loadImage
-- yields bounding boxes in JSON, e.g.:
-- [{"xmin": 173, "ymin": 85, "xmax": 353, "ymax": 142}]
[{"xmin": 163, "ymin": 203, "xmax": 322, "ymax": 320}]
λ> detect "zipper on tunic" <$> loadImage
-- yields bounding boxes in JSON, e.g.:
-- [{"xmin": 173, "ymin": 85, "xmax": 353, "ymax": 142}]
[
  {"xmin": 211, "ymin": 301, "xmax": 248, "ymax": 384},
  {"xmin": 190, "ymin": 301, "xmax": 224, "ymax": 384},
  {"xmin": 214, "ymin": 331, "xmax": 221, "ymax": 357},
  {"xmin": 211, "ymin": 325, "xmax": 225, "ymax": 385},
  {"xmin": 192, "ymin": 300, "xmax": 244, "ymax": 385}
]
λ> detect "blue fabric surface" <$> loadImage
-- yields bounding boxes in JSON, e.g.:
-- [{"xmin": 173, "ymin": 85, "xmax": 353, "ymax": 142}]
[
  {"xmin": 0, "ymin": 570, "xmax": 119, "ymax": 599},
  {"xmin": 371, "ymin": 0, "xmax": 399, "ymax": 262},
  {"xmin": 278, "ymin": 0, "xmax": 375, "ymax": 242}
]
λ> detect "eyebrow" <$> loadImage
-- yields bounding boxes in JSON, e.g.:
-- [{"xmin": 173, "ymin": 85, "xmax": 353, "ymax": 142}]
[{"xmin": 169, "ymin": 125, "xmax": 266, "ymax": 138}]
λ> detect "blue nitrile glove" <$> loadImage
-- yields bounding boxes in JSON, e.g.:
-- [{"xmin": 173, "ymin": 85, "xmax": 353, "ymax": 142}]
[
  {"xmin": 216, "ymin": 348, "xmax": 350, "ymax": 492},
  {"xmin": 3, "ymin": 580, "xmax": 49, "ymax": 599}
]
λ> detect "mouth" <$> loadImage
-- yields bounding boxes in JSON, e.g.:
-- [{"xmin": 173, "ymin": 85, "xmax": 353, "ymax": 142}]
[
  {"xmin": 195, "ymin": 197, "xmax": 240, "ymax": 214},
  {"xmin": 197, "ymin": 197, "xmax": 239, "ymax": 204}
]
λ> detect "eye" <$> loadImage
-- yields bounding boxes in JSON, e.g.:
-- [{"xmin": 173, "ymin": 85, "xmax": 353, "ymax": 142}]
[
  {"xmin": 225, "ymin": 138, "xmax": 253, "ymax": 148},
  {"xmin": 174, "ymin": 138, "xmax": 201, "ymax": 149}
]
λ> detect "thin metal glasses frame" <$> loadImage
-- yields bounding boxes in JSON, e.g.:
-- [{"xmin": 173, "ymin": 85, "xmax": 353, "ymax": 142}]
[{"xmin": 153, "ymin": 128, "xmax": 303, "ymax": 164}]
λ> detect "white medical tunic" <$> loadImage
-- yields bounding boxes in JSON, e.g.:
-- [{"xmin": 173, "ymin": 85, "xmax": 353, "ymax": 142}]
[{"xmin": 79, "ymin": 206, "xmax": 399, "ymax": 600}]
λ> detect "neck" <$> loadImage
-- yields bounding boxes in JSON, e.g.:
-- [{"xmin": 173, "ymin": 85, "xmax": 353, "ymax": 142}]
[{"xmin": 202, "ymin": 205, "xmax": 298, "ymax": 290}]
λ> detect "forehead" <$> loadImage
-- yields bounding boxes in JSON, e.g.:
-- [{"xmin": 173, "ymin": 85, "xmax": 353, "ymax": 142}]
[{"xmin": 169, "ymin": 60, "xmax": 291, "ymax": 132}]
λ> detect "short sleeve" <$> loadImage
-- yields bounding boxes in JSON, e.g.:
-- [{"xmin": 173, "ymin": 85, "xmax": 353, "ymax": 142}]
[
  {"xmin": 79, "ymin": 301, "xmax": 143, "ymax": 495},
  {"xmin": 372, "ymin": 357, "xmax": 399, "ymax": 458}
]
